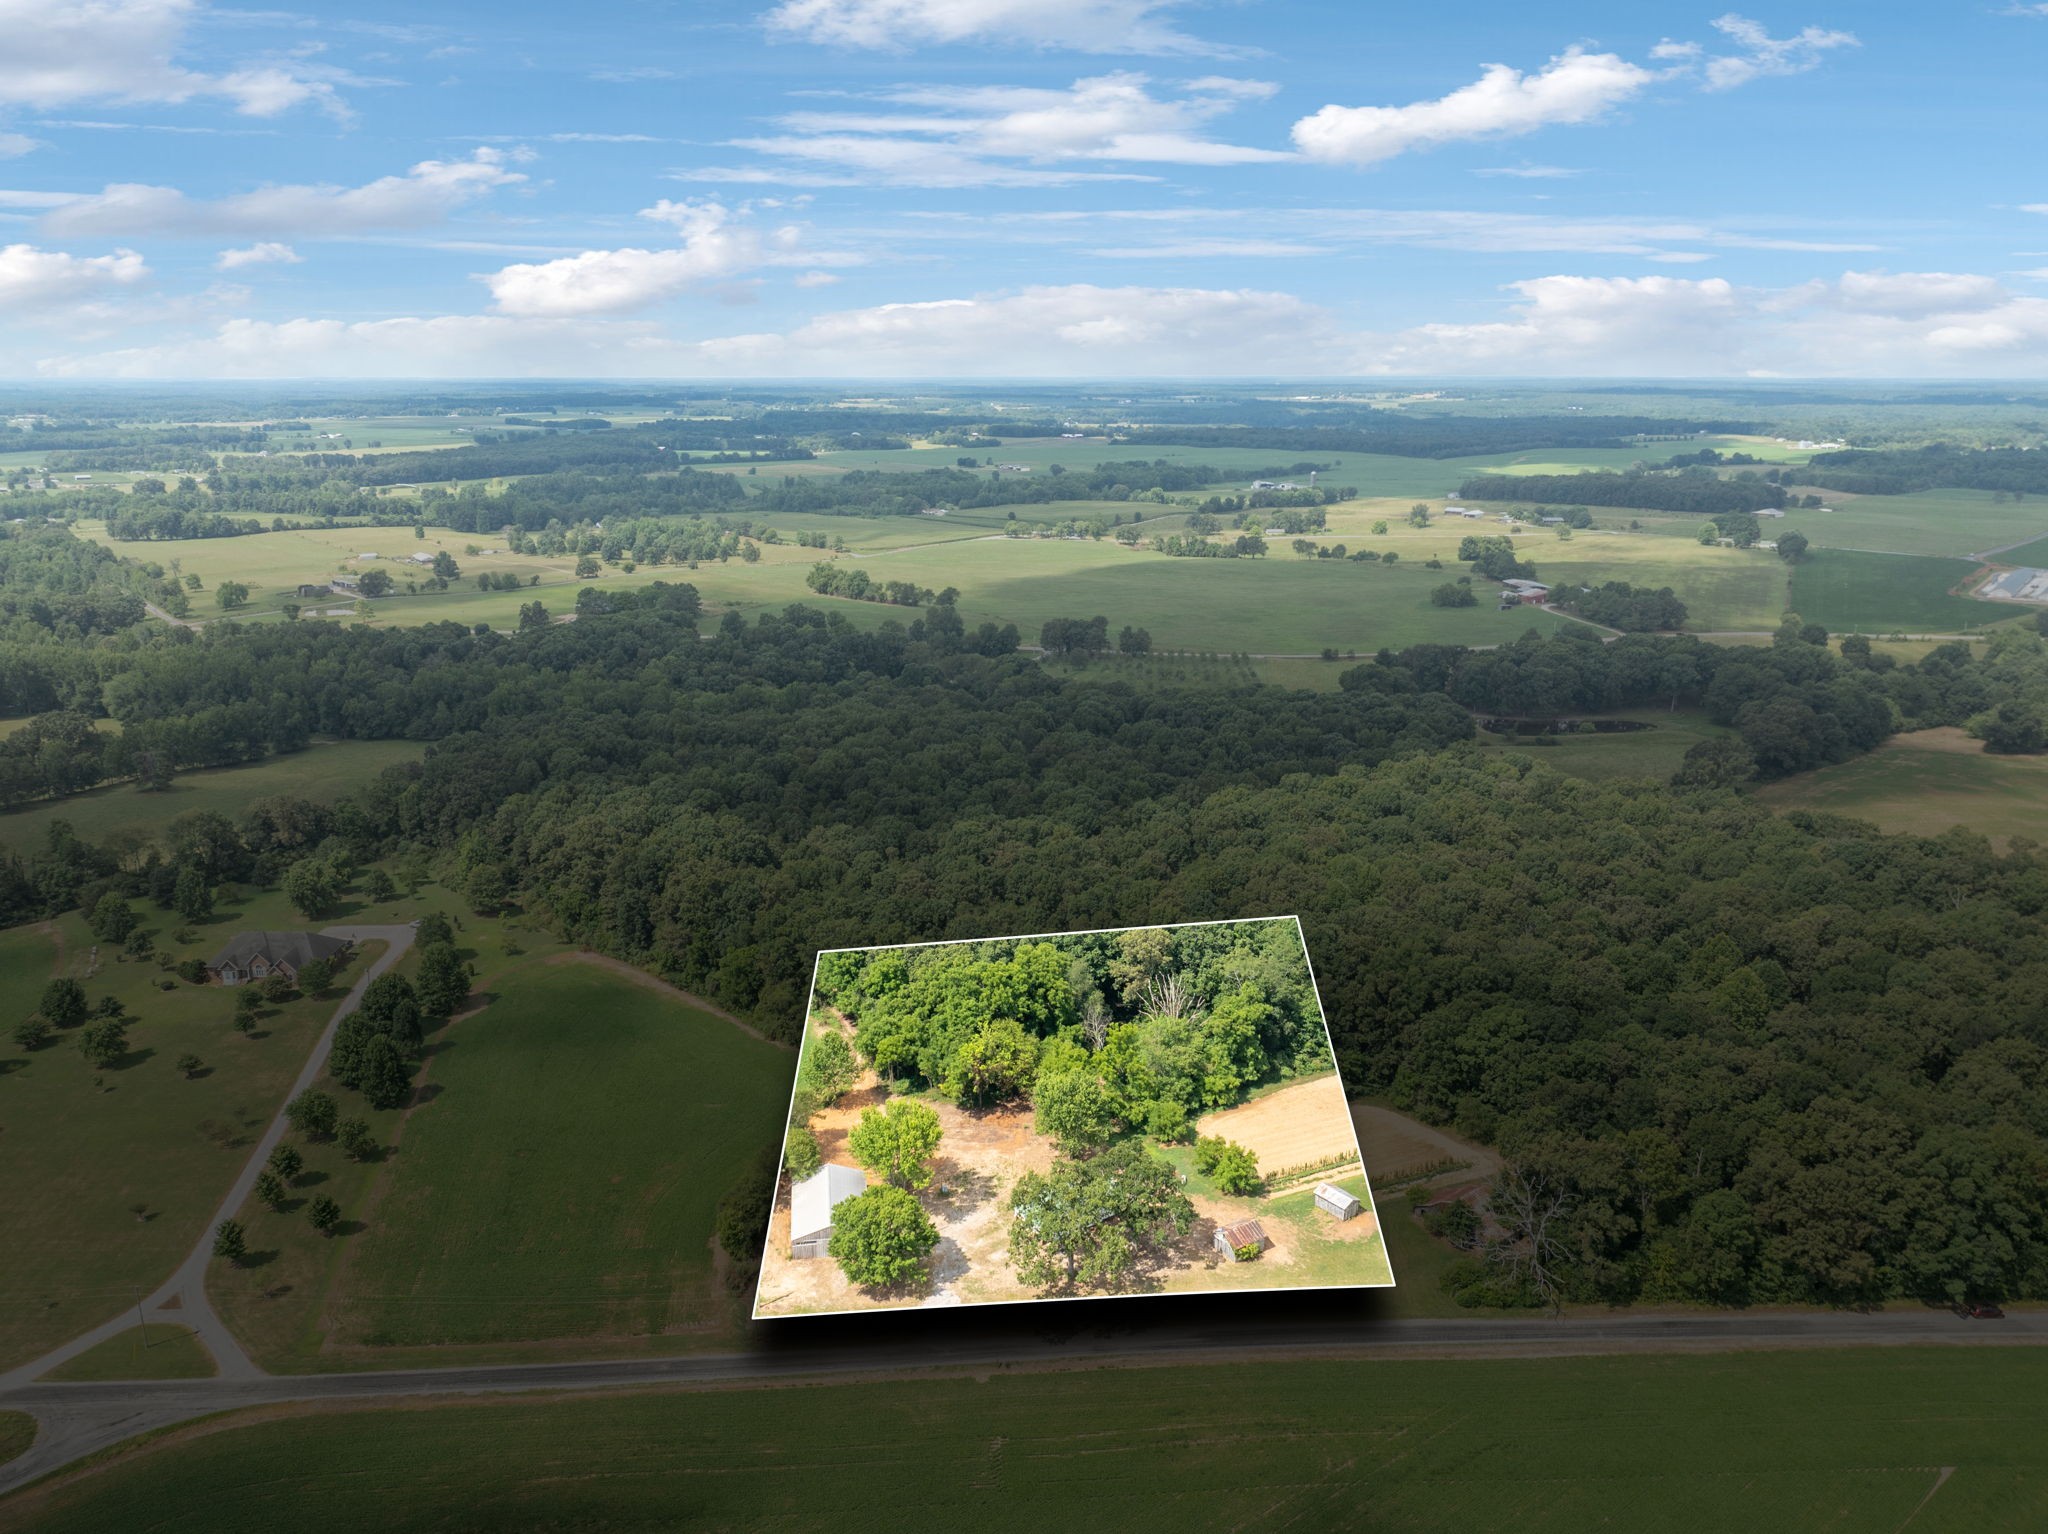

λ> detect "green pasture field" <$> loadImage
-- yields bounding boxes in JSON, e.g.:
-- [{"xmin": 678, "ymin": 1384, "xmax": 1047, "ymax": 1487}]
[
  {"xmin": 0, "ymin": 898, "xmax": 380, "ymax": 1373},
  {"xmin": 1786, "ymin": 490, "xmax": 2048, "ymax": 558},
  {"xmin": 0, "ymin": 740, "xmax": 420, "ymax": 858},
  {"xmin": 1755, "ymin": 727, "xmax": 2048, "ymax": 850},
  {"xmin": 1300, "ymin": 515, "xmax": 1791, "ymax": 632},
  {"xmin": 684, "ymin": 533, "xmax": 1575, "ymax": 654},
  {"xmin": 1989, "ymin": 531, "xmax": 2048, "ymax": 567},
  {"xmin": 221, "ymin": 957, "xmax": 790, "ymax": 1368},
  {"xmin": 1787, "ymin": 549, "xmax": 2010, "ymax": 634},
  {"xmin": 0, "ymin": 1413, "xmax": 29, "ymax": 1469},
  {"xmin": 40, "ymin": 1324, "xmax": 214, "ymax": 1382},
  {"xmin": 1479, "ymin": 709, "xmax": 1736, "ymax": 784},
  {"xmin": 15, "ymin": 1349, "xmax": 2048, "ymax": 1533}
]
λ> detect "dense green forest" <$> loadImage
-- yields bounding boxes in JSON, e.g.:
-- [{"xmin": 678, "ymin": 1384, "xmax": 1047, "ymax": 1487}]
[{"xmin": 5, "ymin": 514, "xmax": 2048, "ymax": 1311}]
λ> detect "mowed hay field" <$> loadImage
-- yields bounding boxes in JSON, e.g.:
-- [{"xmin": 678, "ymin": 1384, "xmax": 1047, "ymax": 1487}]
[
  {"xmin": 1195, "ymin": 1074, "xmax": 1357, "ymax": 1174},
  {"xmin": 1477, "ymin": 709, "xmax": 1737, "ymax": 784},
  {"xmin": 14, "ymin": 1350, "xmax": 2048, "ymax": 1533},
  {"xmin": 0, "ymin": 740, "xmax": 420, "ymax": 857},
  {"xmin": 1755, "ymin": 728, "xmax": 2048, "ymax": 849},
  {"xmin": 1787, "ymin": 550, "xmax": 2010, "ymax": 633},
  {"xmin": 317, "ymin": 961, "xmax": 789, "ymax": 1353},
  {"xmin": 0, "ymin": 906, "xmax": 369, "ymax": 1373}
]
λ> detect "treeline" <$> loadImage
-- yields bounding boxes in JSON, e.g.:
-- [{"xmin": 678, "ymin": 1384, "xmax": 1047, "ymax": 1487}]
[
  {"xmin": 1119, "ymin": 417, "xmax": 1758, "ymax": 460},
  {"xmin": 1800, "ymin": 445, "xmax": 2048, "ymax": 497},
  {"xmin": 1458, "ymin": 470, "xmax": 1787, "ymax": 516}
]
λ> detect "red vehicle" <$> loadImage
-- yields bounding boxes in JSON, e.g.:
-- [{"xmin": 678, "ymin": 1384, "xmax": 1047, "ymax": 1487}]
[{"xmin": 1960, "ymin": 1303, "xmax": 2006, "ymax": 1320}]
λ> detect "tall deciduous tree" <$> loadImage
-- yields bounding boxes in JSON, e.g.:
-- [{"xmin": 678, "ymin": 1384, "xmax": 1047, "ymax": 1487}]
[
  {"xmin": 847, "ymin": 1098, "xmax": 944, "ymax": 1190},
  {"xmin": 827, "ymin": 1186, "xmax": 938, "ymax": 1289}
]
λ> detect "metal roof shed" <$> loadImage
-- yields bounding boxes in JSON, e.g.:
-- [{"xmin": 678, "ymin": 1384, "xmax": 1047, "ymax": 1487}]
[
  {"xmin": 789, "ymin": 1163, "xmax": 867, "ymax": 1260},
  {"xmin": 1314, "ymin": 1183, "xmax": 1363, "ymax": 1220}
]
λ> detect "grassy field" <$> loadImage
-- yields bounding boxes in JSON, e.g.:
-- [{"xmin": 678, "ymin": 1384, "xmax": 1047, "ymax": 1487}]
[
  {"xmin": 1755, "ymin": 728, "xmax": 2048, "ymax": 849},
  {"xmin": 11, "ymin": 1349, "xmax": 2048, "ymax": 1532},
  {"xmin": 40, "ymin": 1324, "xmax": 214, "ymax": 1382},
  {"xmin": 0, "ymin": 740, "xmax": 420, "ymax": 858},
  {"xmin": 1787, "ymin": 550, "xmax": 2010, "ymax": 633},
  {"xmin": 216, "ymin": 951, "xmax": 791, "ymax": 1369},
  {"xmin": 1789, "ymin": 490, "xmax": 2048, "ymax": 558},
  {"xmin": 1476, "ymin": 708, "xmax": 1735, "ymax": 783},
  {"xmin": 0, "ymin": 1414, "xmax": 29, "ymax": 1470},
  {"xmin": 0, "ymin": 896, "xmax": 378, "ymax": 1373}
]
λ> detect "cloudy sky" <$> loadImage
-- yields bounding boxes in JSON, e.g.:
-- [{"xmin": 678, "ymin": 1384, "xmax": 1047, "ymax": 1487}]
[{"xmin": 2, "ymin": 0, "xmax": 2044, "ymax": 379}]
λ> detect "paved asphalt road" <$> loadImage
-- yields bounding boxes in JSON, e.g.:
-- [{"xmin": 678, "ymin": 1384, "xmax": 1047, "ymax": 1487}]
[{"xmin": 3, "ymin": 1307, "xmax": 2043, "ymax": 1497}]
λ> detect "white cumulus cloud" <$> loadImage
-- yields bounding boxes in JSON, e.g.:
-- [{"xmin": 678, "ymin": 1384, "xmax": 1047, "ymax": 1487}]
[
  {"xmin": 1292, "ymin": 47, "xmax": 1652, "ymax": 167},
  {"xmin": 41, "ymin": 150, "xmax": 526, "ymax": 239},
  {"xmin": 762, "ymin": 0, "xmax": 1230, "ymax": 56},
  {"xmin": 1695, "ymin": 14, "xmax": 1859, "ymax": 91},
  {"xmin": 482, "ymin": 199, "xmax": 856, "ymax": 317},
  {"xmin": 215, "ymin": 241, "xmax": 301, "ymax": 270},
  {"xmin": 0, "ymin": 242, "xmax": 148, "ymax": 310},
  {"xmin": 0, "ymin": 0, "xmax": 349, "ymax": 118},
  {"xmin": 0, "ymin": 132, "xmax": 45, "ymax": 159}
]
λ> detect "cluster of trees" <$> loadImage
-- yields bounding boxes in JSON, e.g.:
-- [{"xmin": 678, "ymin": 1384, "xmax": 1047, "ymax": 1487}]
[
  {"xmin": 1154, "ymin": 533, "xmax": 1267, "ymax": 558},
  {"xmin": 1554, "ymin": 582, "xmax": 1689, "ymax": 632},
  {"xmin": 803, "ymin": 563, "xmax": 936, "ymax": 607},
  {"xmin": 1458, "ymin": 471, "xmax": 1788, "ymax": 517},
  {"xmin": 1458, "ymin": 535, "xmax": 1538, "ymax": 582},
  {"xmin": 816, "ymin": 923, "xmax": 1328, "ymax": 1136}
]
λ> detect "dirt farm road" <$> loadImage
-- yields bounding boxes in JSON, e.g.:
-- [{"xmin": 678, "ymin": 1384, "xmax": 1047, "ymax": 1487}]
[{"xmin": 5, "ymin": 1307, "xmax": 2045, "ymax": 1499}]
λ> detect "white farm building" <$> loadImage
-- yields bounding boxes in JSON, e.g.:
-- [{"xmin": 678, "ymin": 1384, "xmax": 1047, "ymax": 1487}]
[
  {"xmin": 1314, "ymin": 1183, "xmax": 1363, "ymax": 1220},
  {"xmin": 789, "ymin": 1163, "xmax": 866, "ymax": 1260}
]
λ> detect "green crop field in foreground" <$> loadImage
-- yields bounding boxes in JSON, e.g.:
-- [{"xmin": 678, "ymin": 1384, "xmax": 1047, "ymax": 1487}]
[
  {"xmin": 1787, "ymin": 549, "xmax": 2010, "ymax": 634},
  {"xmin": 309, "ymin": 962, "xmax": 790, "ymax": 1353},
  {"xmin": 0, "ymin": 740, "xmax": 421, "ymax": 858},
  {"xmin": 1755, "ymin": 728, "xmax": 2048, "ymax": 850},
  {"xmin": 11, "ymin": 1349, "xmax": 2048, "ymax": 1532}
]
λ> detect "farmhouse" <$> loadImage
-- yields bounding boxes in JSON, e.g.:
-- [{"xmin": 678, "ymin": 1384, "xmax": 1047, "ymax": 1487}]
[
  {"xmin": 409, "ymin": 551, "xmax": 435, "ymax": 566},
  {"xmin": 1499, "ymin": 579, "xmax": 1551, "ymax": 604},
  {"xmin": 789, "ymin": 1163, "xmax": 867, "ymax": 1259},
  {"xmin": 331, "ymin": 574, "xmax": 359, "ymax": 591},
  {"xmin": 1314, "ymin": 1183, "xmax": 1363, "ymax": 1220},
  {"xmin": 1215, "ymin": 1218, "xmax": 1270, "ymax": 1261},
  {"xmin": 207, "ymin": 931, "xmax": 351, "ymax": 987}
]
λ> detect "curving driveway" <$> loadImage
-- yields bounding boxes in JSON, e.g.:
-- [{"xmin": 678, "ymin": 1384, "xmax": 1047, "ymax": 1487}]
[{"xmin": 0, "ymin": 926, "xmax": 416, "ymax": 1395}]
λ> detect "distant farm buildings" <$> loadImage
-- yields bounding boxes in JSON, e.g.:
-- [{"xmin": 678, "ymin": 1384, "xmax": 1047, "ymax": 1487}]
[
  {"xmin": 1499, "ymin": 579, "xmax": 1551, "ymax": 605},
  {"xmin": 1755, "ymin": 507, "xmax": 1786, "ymax": 518},
  {"xmin": 330, "ymin": 574, "xmax": 360, "ymax": 591},
  {"xmin": 1447, "ymin": 506, "xmax": 1487, "ymax": 519},
  {"xmin": 789, "ymin": 1163, "xmax": 866, "ymax": 1260}
]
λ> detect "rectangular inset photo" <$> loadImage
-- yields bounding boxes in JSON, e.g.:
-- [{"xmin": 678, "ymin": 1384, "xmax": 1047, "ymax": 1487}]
[{"xmin": 752, "ymin": 916, "xmax": 1392, "ymax": 1318}]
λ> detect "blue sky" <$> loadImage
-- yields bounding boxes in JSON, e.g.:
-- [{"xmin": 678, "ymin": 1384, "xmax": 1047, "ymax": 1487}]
[{"xmin": 3, "ymin": 0, "xmax": 2046, "ymax": 378}]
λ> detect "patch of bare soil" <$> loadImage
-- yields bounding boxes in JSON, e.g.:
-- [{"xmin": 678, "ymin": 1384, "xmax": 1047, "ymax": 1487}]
[{"xmin": 1198, "ymin": 1075, "xmax": 1359, "ymax": 1172}]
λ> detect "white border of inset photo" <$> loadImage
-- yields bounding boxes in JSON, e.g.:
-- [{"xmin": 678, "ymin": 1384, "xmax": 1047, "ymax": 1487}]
[{"xmin": 751, "ymin": 914, "xmax": 1393, "ymax": 1321}]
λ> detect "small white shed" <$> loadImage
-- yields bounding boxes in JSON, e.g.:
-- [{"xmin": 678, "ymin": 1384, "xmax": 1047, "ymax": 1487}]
[
  {"xmin": 789, "ymin": 1163, "xmax": 867, "ymax": 1260},
  {"xmin": 1314, "ymin": 1183, "xmax": 1363, "ymax": 1221}
]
